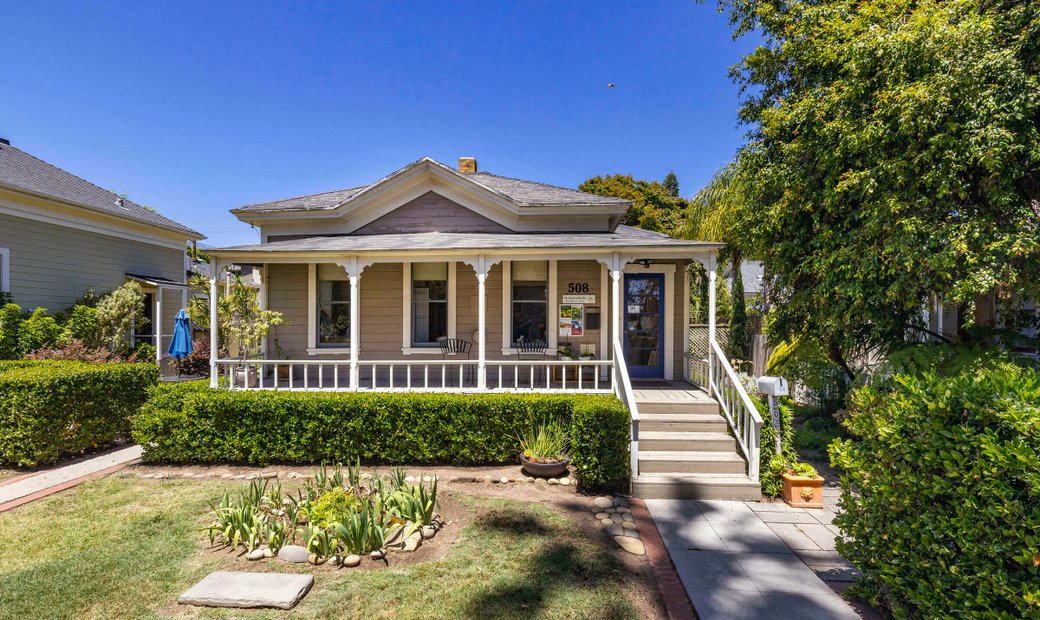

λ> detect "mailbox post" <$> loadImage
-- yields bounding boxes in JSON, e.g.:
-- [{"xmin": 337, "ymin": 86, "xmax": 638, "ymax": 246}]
[{"xmin": 757, "ymin": 376, "xmax": 789, "ymax": 454}]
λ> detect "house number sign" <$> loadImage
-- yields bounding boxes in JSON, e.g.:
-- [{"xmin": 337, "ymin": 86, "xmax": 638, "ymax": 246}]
[{"xmin": 563, "ymin": 283, "xmax": 595, "ymax": 304}]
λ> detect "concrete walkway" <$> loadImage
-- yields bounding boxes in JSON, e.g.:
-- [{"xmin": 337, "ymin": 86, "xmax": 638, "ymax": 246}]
[
  {"xmin": 0, "ymin": 445, "xmax": 142, "ymax": 511},
  {"xmin": 646, "ymin": 497, "xmax": 863, "ymax": 620}
]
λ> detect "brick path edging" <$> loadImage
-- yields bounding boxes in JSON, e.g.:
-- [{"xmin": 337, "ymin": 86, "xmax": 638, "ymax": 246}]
[
  {"xmin": 630, "ymin": 498, "xmax": 697, "ymax": 620},
  {"xmin": 0, "ymin": 460, "xmax": 138, "ymax": 514}
]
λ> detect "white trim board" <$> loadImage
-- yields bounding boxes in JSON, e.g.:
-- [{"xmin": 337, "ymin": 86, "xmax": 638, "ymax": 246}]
[{"xmin": 401, "ymin": 261, "xmax": 457, "ymax": 354}]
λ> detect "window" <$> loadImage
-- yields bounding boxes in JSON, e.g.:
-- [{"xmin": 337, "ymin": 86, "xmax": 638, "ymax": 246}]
[
  {"xmin": 317, "ymin": 264, "xmax": 351, "ymax": 346},
  {"xmin": 512, "ymin": 261, "xmax": 547, "ymax": 344},
  {"xmin": 0, "ymin": 247, "xmax": 8, "ymax": 294},
  {"xmin": 412, "ymin": 263, "xmax": 448, "ymax": 346},
  {"xmin": 132, "ymin": 292, "xmax": 155, "ymax": 349}
]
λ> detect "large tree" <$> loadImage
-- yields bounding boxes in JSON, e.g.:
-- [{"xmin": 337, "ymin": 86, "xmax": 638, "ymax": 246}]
[
  {"xmin": 579, "ymin": 174, "xmax": 688, "ymax": 234},
  {"xmin": 722, "ymin": 0, "xmax": 1040, "ymax": 374}
]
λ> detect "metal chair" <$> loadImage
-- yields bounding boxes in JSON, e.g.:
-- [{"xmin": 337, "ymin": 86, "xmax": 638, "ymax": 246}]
[
  {"xmin": 515, "ymin": 338, "xmax": 548, "ymax": 359},
  {"xmin": 439, "ymin": 338, "xmax": 473, "ymax": 386}
]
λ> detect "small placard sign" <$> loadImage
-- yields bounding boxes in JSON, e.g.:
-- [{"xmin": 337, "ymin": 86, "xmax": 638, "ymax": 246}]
[{"xmin": 562, "ymin": 294, "xmax": 595, "ymax": 304}]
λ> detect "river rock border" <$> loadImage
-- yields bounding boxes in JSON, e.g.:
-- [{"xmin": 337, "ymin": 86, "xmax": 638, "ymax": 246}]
[{"xmin": 592, "ymin": 495, "xmax": 645, "ymax": 555}]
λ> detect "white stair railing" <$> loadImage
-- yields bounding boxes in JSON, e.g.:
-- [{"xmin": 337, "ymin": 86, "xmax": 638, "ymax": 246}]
[
  {"xmin": 611, "ymin": 340, "xmax": 640, "ymax": 486},
  {"xmin": 706, "ymin": 339, "xmax": 763, "ymax": 481}
]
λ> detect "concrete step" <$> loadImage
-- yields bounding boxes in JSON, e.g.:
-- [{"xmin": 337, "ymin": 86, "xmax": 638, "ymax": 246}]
[
  {"xmin": 639, "ymin": 413, "xmax": 728, "ymax": 433},
  {"xmin": 639, "ymin": 431, "xmax": 736, "ymax": 452},
  {"xmin": 636, "ymin": 400, "xmax": 720, "ymax": 415},
  {"xmin": 632, "ymin": 473, "xmax": 762, "ymax": 501},
  {"xmin": 638, "ymin": 450, "xmax": 748, "ymax": 474}
]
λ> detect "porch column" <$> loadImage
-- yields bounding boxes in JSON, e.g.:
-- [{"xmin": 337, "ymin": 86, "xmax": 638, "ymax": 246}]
[
  {"xmin": 348, "ymin": 258, "xmax": 361, "ymax": 391},
  {"xmin": 477, "ymin": 255, "xmax": 488, "ymax": 389},
  {"xmin": 707, "ymin": 254, "xmax": 717, "ymax": 385},
  {"xmin": 209, "ymin": 262, "xmax": 220, "ymax": 388},
  {"xmin": 611, "ymin": 252, "xmax": 623, "ymax": 355},
  {"xmin": 155, "ymin": 286, "xmax": 163, "ymax": 364}
]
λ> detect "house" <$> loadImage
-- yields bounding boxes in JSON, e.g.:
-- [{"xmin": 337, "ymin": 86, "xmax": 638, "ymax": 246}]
[
  {"xmin": 207, "ymin": 156, "xmax": 764, "ymax": 499},
  {"xmin": 0, "ymin": 138, "xmax": 204, "ymax": 359}
]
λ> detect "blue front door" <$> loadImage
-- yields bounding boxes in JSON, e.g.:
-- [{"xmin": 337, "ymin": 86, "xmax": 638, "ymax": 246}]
[{"xmin": 624, "ymin": 274, "xmax": 665, "ymax": 378}]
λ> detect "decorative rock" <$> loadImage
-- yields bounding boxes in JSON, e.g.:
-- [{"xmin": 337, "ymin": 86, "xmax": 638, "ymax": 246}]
[
  {"xmin": 452, "ymin": 476, "xmax": 476, "ymax": 483},
  {"xmin": 525, "ymin": 477, "xmax": 536, "ymax": 483},
  {"xmin": 606, "ymin": 524, "xmax": 624, "ymax": 537},
  {"xmin": 483, "ymin": 475, "xmax": 493, "ymax": 483},
  {"xmin": 534, "ymin": 478, "xmax": 546, "ymax": 484},
  {"xmin": 423, "ymin": 476, "xmax": 434, "ymax": 483},
  {"xmin": 615, "ymin": 507, "xmax": 631, "ymax": 514},
  {"xmin": 421, "ymin": 525, "xmax": 437, "ymax": 540},
  {"xmin": 403, "ymin": 533, "xmax": 422, "ymax": 552},
  {"xmin": 405, "ymin": 476, "xmax": 416, "ymax": 483},
  {"xmin": 286, "ymin": 472, "xmax": 303, "ymax": 479},
  {"xmin": 600, "ymin": 518, "xmax": 614, "ymax": 526},
  {"xmin": 263, "ymin": 548, "xmax": 275, "ymax": 558},
  {"xmin": 370, "ymin": 549, "xmax": 386, "ymax": 560},
  {"xmin": 277, "ymin": 545, "xmax": 309, "ymax": 563},
  {"xmin": 499, "ymin": 476, "xmax": 509, "ymax": 484},
  {"xmin": 246, "ymin": 548, "xmax": 266, "ymax": 561},
  {"xmin": 613, "ymin": 497, "xmax": 629, "ymax": 508},
  {"xmin": 246, "ymin": 473, "xmax": 259, "ymax": 480},
  {"xmin": 491, "ymin": 477, "xmax": 502, "ymax": 484},
  {"xmin": 220, "ymin": 473, "xmax": 233, "ymax": 479},
  {"xmin": 547, "ymin": 478, "xmax": 559, "ymax": 485},
  {"xmin": 613, "ymin": 535, "xmax": 646, "ymax": 555},
  {"xmin": 594, "ymin": 512, "xmax": 609, "ymax": 520},
  {"xmin": 307, "ymin": 553, "xmax": 326, "ymax": 565},
  {"xmin": 624, "ymin": 530, "xmax": 641, "ymax": 540},
  {"xmin": 142, "ymin": 473, "xmax": 155, "ymax": 479},
  {"xmin": 593, "ymin": 497, "xmax": 614, "ymax": 509},
  {"xmin": 622, "ymin": 513, "xmax": 634, "ymax": 522},
  {"xmin": 343, "ymin": 554, "xmax": 361, "ymax": 567},
  {"xmin": 231, "ymin": 474, "xmax": 245, "ymax": 480},
  {"xmin": 559, "ymin": 477, "xmax": 571, "ymax": 486},
  {"xmin": 622, "ymin": 521, "xmax": 639, "ymax": 531}
]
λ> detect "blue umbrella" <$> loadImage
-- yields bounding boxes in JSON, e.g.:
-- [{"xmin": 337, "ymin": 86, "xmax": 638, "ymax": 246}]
[{"xmin": 167, "ymin": 310, "xmax": 193, "ymax": 375}]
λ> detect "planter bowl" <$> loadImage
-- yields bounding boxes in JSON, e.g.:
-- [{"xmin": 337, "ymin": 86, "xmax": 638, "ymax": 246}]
[
  {"xmin": 781, "ymin": 472, "xmax": 824, "ymax": 509},
  {"xmin": 520, "ymin": 453, "xmax": 570, "ymax": 479}
]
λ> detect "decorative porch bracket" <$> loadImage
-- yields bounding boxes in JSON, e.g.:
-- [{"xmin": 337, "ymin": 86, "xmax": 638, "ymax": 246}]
[{"xmin": 461, "ymin": 255, "xmax": 502, "ymax": 389}]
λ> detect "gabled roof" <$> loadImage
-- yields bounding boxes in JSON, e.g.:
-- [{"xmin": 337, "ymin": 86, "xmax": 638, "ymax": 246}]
[
  {"xmin": 233, "ymin": 157, "xmax": 630, "ymax": 214},
  {"xmin": 0, "ymin": 141, "xmax": 203, "ymax": 238}
]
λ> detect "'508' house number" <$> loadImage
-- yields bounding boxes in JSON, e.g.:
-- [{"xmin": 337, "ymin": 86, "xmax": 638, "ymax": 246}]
[{"xmin": 563, "ymin": 283, "xmax": 595, "ymax": 304}]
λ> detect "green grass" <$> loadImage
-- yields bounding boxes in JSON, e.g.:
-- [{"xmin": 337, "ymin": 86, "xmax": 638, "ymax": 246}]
[{"xmin": 0, "ymin": 479, "xmax": 640, "ymax": 619}]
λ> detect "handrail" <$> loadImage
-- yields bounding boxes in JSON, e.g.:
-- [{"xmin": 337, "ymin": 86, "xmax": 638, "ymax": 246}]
[
  {"xmin": 612, "ymin": 340, "xmax": 640, "ymax": 488},
  {"xmin": 706, "ymin": 339, "xmax": 763, "ymax": 480}
]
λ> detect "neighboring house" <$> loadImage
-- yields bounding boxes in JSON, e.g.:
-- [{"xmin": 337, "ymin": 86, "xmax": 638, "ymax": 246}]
[
  {"xmin": 0, "ymin": 138, "xmax": 204, "ymax": 359},
  {"xmin": 208, "ymin": 157, "xmax": 761, "ymax": 499}
]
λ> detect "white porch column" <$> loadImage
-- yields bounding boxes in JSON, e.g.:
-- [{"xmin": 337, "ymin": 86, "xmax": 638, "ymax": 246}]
[
  {"xmin": 155, "ymin": 287, "xmax": 163, "ymax": 364},
  {"xmin": 257, "ymin": 265, "xmax": 267, "ymax": 356},
  {"xmin": 348, "ymin": 257, "xmax": 361, "ymax": 391},
  {"xmin": 707, "ymin": 254, "xmax": 717, "ymax": 385},
  {"xmin": 477, "ymin": 255, "xmax": 488, "ymax": 389},
  {"xmin": 611, "ymin": 252, "xmax": 623, "ymax": 356},
  {"xmin": 209, "ymin": 262, "xmax": 220, "ymax": 388}
]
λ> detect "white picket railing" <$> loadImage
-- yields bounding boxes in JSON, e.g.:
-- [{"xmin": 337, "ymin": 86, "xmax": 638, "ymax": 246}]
[
  {"xmin": 611, "ymin": 340, "xmax": 641, "ymax": 484},
  {"xmin": 214, "ymin": 358, "xmax": 614, "ymax": 393},
  {"xmin": 690, "ymin": 340, "xmax": 762, "ymax": 481}
]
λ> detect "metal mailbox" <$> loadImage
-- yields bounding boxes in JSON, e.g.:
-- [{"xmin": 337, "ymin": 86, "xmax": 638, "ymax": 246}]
[{"xmin": 757, "ymin": 375, "xmax": 789, "ymax": 397}]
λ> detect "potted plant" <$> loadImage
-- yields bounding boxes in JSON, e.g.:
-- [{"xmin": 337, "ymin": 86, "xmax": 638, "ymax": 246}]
[
  {"xmin": 273, "ymin": 337, "xmax": 291, "ymax": 380},
  {"xmin": 782, "ymin": 462, "xmax": 825, "ymax": 508},
  {"xmin": 219, "ymin": 272, "xmax": 286, "ymax": 388},
  {"xmin": 518, "ymin": 420, "xmax": 570, "ymax": 478}
]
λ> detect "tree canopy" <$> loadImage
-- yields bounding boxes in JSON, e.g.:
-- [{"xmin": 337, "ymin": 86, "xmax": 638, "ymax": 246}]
[
  {"xmin": 579, "ymin": 174, "xmax": 688, "ymax": 234},
  {"xmin": 722, "ymin": 0, "xmax": 1040, "ymax": 365}
]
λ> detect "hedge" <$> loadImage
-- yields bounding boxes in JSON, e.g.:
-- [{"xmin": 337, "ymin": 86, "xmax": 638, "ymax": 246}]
[
  {"xmin": 132, "ymin": 384, "xmax": 632, "ymax": 489},
  {"xmin": 0, "ymin": 361, "xmax": 159, "ymax": 466},
  {"xmin": 830, "ymin": 364, "xmax": 1040, "ymax": 617}
]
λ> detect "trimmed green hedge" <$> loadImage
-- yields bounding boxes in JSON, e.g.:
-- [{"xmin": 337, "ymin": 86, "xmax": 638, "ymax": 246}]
[
  {"xmin": 831, "ymin": 364, "xmax": 1040, "ymax": 617},
  {"xmin": 0, "ymin": 361, "xmax": 159, "ymax": 466},
  {"xmin": 132, "ymin": 385, "xmax": 631, "ymax": 489}
]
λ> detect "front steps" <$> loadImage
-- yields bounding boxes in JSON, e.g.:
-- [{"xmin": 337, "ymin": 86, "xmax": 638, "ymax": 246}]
[{"xmin": 631, "ymin": 384, "xmax": 761, "ymax": 501}]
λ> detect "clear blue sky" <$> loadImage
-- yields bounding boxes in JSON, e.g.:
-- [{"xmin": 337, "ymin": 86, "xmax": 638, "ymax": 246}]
[{"xmin": 1, "ymin": 1, "xmax": 756, "ymax": 247}]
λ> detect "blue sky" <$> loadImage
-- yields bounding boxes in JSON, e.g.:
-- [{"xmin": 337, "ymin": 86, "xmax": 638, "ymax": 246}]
[{"xmin": 1, "ymin": 1, "xmax": 756, "ymax": 247}]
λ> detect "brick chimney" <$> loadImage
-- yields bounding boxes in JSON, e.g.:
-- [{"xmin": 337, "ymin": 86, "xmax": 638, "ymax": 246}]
[{"xmin": 458, "ymin": 157, "xmax": 477, "ymax": 173}]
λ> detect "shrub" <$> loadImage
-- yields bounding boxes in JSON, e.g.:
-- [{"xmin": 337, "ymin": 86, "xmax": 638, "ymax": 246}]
[
  {"xmin": 17, "ymin": 308, "xmax": 62, "ymax": 354},
  {"xmin": 176, "ymin": 337, "xmax": 210, "ymax": 376},
  {"xmin": 96, "ymin": 281, "xmax": 146, "ymax": 355},
  {"xmin": 755, "ymin": 394, "xmax": 797, "ymax": 497},
  {"xmin": 0, "ymin": 361, "xmax": 159, "ymax": 466},
  {"xmin": 132, "ymin": 387, "xmax": 631, "ymax": 489},
  {"xmin": 830, "ymin": 364, "xmax": 1040, "ymax": 618},
  {"xmin": 62, "ymin": 305, "xmax": 100, "ymax": 347},
  {"xmin": 0, "ymin": 303, "xmax": 22, "ymax": 360}
]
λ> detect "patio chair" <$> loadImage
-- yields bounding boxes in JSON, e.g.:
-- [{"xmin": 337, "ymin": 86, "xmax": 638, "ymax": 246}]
[
  {"xmin": 439, "ymin": 338, "xmax": 473, "ymax": 386},
  {"xmin": 515, "ymin": 338, "xmax": 549, "ymax": 388}
]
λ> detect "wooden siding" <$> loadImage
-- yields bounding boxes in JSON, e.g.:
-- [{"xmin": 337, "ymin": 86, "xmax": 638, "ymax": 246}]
[
  {"xmin": 267, "ymin": 263, "xmax": 309, "ymax": 358},
  {"xmin": 353, "ymin": 191, "xmax": 512, "ymax": 235},
  {"xmin": 556, "ymin": 260, "xmax": 605, "ymax": 356},
  {"xmin": 0, "ymin": 211, "xmax": 184, "ymax": 312}
]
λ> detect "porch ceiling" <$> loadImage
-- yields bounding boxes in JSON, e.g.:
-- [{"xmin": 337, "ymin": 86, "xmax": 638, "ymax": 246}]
[{"xmin": 209, "ymin": 225, "xmax": 724, "ymax": 260}]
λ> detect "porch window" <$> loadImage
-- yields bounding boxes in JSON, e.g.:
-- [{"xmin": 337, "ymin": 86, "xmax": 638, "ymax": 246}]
[
  {"xmin": 411, "ymin": 262, "xmax": 448, "ymax": 346},
  {"xmin": 512, "ymin": 261, "xmax": 547, "ymax": 344},
  {"xmin": 317, "ymin": 264, "xmax": 351, "ymax": 346},
  {"xmin": 132, "ymin": 292, "xmax": 155, "ymax": 349}
]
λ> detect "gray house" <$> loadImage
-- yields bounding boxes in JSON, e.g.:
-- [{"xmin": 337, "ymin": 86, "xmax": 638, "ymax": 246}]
[{"xmin": 0, "ymin": 138, "xmax": 204, "ymax": 358}]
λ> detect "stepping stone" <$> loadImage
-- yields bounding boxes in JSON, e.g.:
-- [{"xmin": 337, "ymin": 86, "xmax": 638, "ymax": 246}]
[
  {"xmin": 613, "ymin": 536, "xmax": 645, "ymax": 555},
  {"xmin": 178, "ymin": 571, "xmax": 313, "ymax": 609}
]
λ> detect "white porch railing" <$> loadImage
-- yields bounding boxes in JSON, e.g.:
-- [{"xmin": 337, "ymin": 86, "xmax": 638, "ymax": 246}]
[
  {"xmin": 214, "ymin": 358, "xmax": 615, "ymax": 393},
  {"xmin": 685, "ymin": 340, "xmax": 763, "ymax": 481},
  {"xmin": 611, "ymin": 340, "xmax": 640, "ymax": 484}
]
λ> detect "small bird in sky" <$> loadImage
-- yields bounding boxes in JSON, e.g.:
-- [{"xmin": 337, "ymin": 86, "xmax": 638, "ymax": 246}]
[{"xmin": 607, "ymin": 83, "xmax": 616, "ymax": 88}]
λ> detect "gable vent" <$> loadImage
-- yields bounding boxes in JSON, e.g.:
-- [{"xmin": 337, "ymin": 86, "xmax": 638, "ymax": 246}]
[{"xmin": 458, "ymin": 157, "xmax": 477, "ymax": 173}]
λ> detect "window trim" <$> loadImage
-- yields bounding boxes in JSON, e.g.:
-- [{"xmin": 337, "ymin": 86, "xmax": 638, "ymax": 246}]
[
  {"xmin": 0, "ymin": 246, "xmax": 8, "ymax": 293},
  {"xmin": 316, "ymin": 276, "xmax": 351, "ymax": 349},
  {"xmin": 500, "ymin": 260, "xmax": 557, "ymax": 355},
  {"xmin": 401, "ymin": 261, "xmax": 456, "ymax": 355},
  {"xmin": 308, "ymin": 263, "xmax": 360, "ymax": 356}
]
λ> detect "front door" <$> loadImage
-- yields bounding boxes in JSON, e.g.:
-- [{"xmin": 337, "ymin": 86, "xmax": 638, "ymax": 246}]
[{"xmin": 624, "ymin": 274, "xmax": 664, "ymax": 378}]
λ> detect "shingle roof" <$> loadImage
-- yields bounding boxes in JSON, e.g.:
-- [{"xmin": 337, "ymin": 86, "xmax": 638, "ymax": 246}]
[
  {"xmin": 233, "ymin": 157, "xmax": 630, "ymax": 213},
  {"xmin": 212, "ymin": 225, "xmax": 720, "ymax": 254},
  {"xmin": 0, "ymin": 142, "xmax": 202, "ymax": 238}
]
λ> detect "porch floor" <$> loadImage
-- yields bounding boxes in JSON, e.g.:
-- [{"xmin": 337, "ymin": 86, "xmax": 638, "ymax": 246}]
[{"xmin": 630, "ymin": 380, "xmax": 717, "ymax": 405}]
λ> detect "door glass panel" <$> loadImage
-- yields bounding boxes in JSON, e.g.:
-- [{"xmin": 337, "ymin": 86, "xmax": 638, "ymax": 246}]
[{"xmin": 624, "ymin": 276, "xmax": 662, "ymax": 373}]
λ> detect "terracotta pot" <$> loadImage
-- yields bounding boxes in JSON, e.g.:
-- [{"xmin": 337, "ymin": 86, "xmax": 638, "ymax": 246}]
[
  {"xmin": 520, "ymin": 453, "xmax": 570, "ymax": 478},
  {"xmin": 781, "ymin": 471, "xmax": 824, "ymax": 509}
]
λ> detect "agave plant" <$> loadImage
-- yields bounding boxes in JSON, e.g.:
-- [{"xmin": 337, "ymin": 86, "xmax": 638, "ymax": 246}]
[
  {"xmin": 304, "ymin": 523, "xmax": 338, "ymax": 558},
  {"xmin": 334, "ymin": 505, "xmax": 390, "ymax": 555},
  {"xmin": 205, "ymin": 501, "xmax": 265, "ymax": 552},
  {"xmin": 517, "ymin": 419, "xmax": 569, "ymax": 463}
]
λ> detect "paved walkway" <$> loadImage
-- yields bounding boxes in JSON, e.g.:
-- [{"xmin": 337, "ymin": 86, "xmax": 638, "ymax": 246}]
[
  {"xmin": 0, "ymin": 445, "xmax": 142, "ymax": 511},
  {"xmin": 646, "ymin": 493, "xmax": 866, "ymax": 620}
]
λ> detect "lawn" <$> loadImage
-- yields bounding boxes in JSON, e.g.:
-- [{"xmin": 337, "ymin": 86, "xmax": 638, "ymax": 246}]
[{"xmin": 0, "ymin": 478, "xmax": 645, "ymax": 619}]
